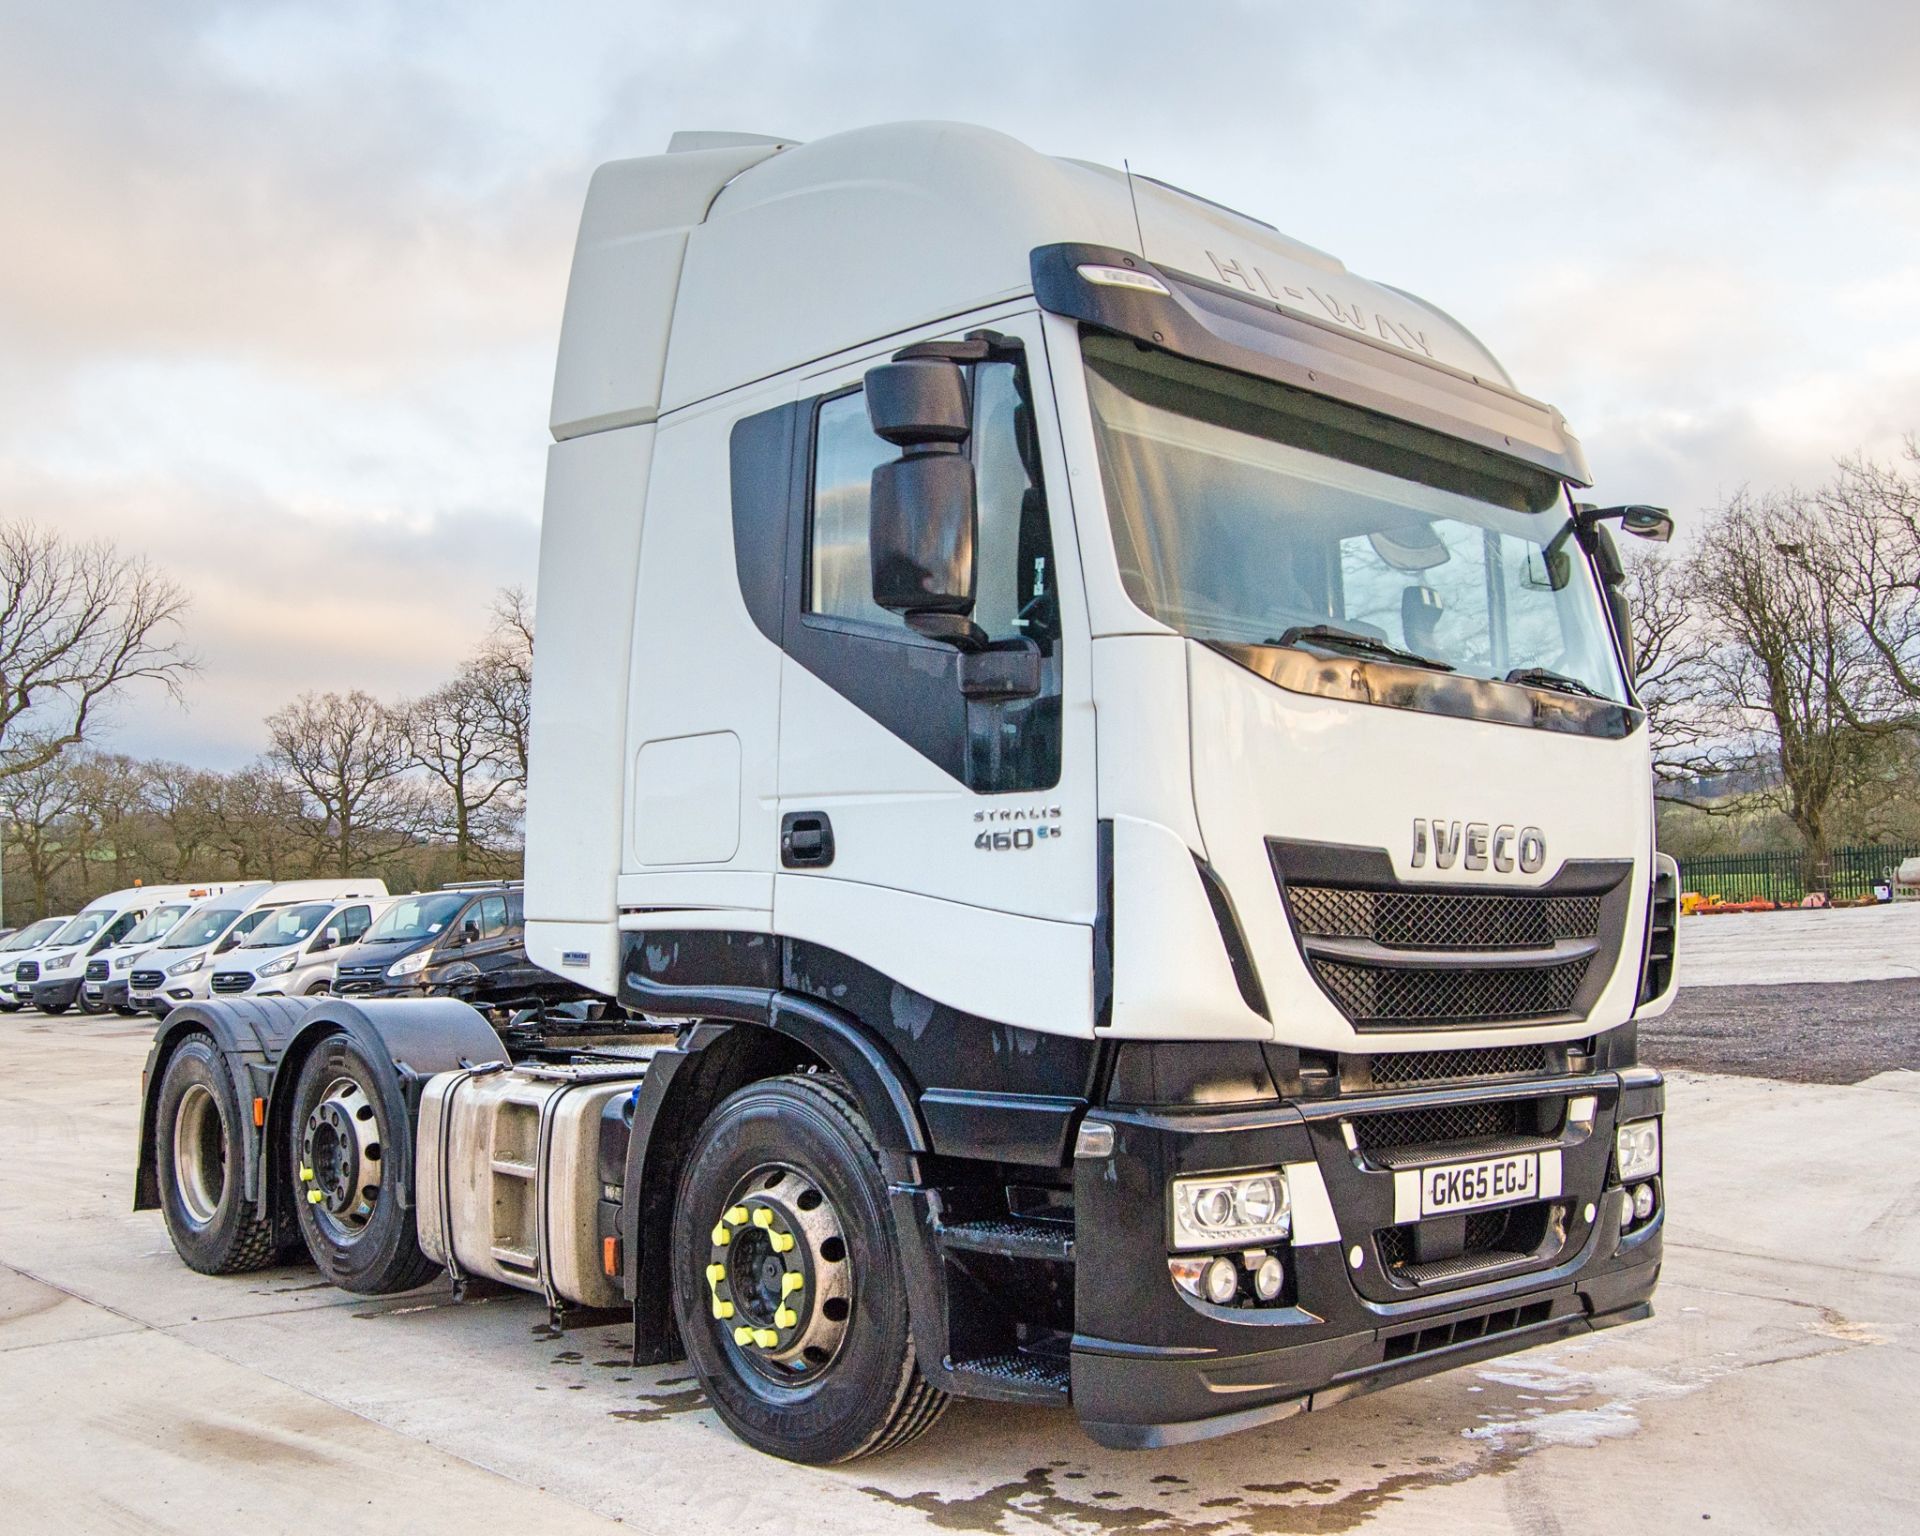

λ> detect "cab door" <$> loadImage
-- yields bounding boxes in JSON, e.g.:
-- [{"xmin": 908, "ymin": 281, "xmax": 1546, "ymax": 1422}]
[{"xmin": 771, "ymin": 312, "xmax": 1097, "ymax": 1034}]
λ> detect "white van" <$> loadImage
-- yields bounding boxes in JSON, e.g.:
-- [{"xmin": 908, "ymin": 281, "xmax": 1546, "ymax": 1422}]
[
  {"xmin": 0, "ymin": 916, "xmax": 74, "ymax": 1011},
  {"xmin": 209, "ymin": 895, "xmax": 395, "ymax": 1000},
  {"xmin": 81, "ymin": 888, "xmax": 236, "ymax": 1015},
  {"xmin": 128, "ymin": 879, "xmax": 388, "ymax": 1016},
  {"xmin": 29, "ymin": 885, "xmax": 236, "ymax": 1015}
]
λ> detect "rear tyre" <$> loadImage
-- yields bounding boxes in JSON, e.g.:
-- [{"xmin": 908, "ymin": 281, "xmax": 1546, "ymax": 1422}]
[
  {"xmin": 670, "ymin": 1073, "xmax": 949, "ymax": 1464},
  {"xmin": 286, "ymin": 1032, "xmax": 436, "ymax": 1294},
  {"xmin": 154, "ymin": 1035, "xmax": 278, "ymax": 1273}
]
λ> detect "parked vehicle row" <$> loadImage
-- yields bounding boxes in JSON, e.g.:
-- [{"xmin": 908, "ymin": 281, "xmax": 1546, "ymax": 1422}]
[{"xmin": 4, "ymin": 878, "xmax": 590, "ymax": 1024}]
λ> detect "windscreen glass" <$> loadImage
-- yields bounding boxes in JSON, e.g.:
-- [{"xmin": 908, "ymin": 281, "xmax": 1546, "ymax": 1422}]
[
  {"xmin": 159, "ymin": 909, "xmax": 240, "ymax": 948},
  {"xmin": 122, "ymin": 905, "xmax": 192, "ymax": 947},
  {"xmin": 1082, "ymin": 336, "xmax": 1625, "ymax": 700},
  {"xmin": 240, "ymin": 903, "xmax": 333, "ymax": 948},
  {"xmin": 365, "ymin": 893, "xmax": 467, "ymax": 945},
  {"xmin": 2, "ymin": 918, "xmax": 65, "ymax": 951},
  {"xmin": 51, "ymin": 912, "xmax": 110, "ymax": 947}
]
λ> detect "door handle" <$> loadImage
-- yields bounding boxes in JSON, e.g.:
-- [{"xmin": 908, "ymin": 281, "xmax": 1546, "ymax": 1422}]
[{"xmin": 781, "ymin": 811, "xmax": 836, "ymax": 869}]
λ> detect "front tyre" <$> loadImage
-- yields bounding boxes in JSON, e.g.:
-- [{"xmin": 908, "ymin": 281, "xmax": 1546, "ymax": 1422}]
[
  {"xmin": 670, "ymin": 1074, "xmax": 948, "ymax": 1464},
  {"xmin": 154, "ymin": 1034, "xmax": 278, "ymax": 1273},
  {"xmin": 286, "ymin": 1032, "xmax": 437, "ymax": 1294}
]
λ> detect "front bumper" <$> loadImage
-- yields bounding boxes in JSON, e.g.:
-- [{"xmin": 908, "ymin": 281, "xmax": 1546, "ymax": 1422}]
[
  {"xmin": 1070, "ymin": 1071, "xmax": 1663, "ymax": 1448},
  {"xmin": 30, "ymin": 978, "xmax": 82, "ymax": 1012},
  {"xmin": 88, "ymin": 978, "xmax": 132, "ymax": 1010}
]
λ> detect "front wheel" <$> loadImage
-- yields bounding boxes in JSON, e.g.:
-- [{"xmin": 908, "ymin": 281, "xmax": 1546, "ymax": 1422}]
[{"xmin": 670, "ymin": 1074, "xmax": 948, "ymax": 1464}]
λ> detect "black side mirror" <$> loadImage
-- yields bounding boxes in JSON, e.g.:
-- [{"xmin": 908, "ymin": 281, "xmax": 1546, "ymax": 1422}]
[
  {"xmin": 1576, "ymin": 503, "xmax": 1674, "ymax": 543},
  {"xmin": 865, "ymin": 359, "xmax": 980, "ymax": 645},
  {"xmin": 311, "ymin": 932, "xmax": 335, "ymax": 953}
]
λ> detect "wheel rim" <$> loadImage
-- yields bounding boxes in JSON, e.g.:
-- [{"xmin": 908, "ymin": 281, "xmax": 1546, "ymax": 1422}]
[
  {"xmin": 704, "ymin": 1164, "xmax": 853, "ymax": 1385},
  {"xmin": 172, "ymin": 1083, "xmax": 226, "ymax": 1228},
  {"xmin": 299, "ymin": 1076, "xmax": 384, "ymax": 1241}
]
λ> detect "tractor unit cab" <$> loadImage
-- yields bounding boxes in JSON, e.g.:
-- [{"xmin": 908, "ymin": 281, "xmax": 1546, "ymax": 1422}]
[{"xmin": 139, "ymin": 123, "xmax": 1675, "ymax": 1467}]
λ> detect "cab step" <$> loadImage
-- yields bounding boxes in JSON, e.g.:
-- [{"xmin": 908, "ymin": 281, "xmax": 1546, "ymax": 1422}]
[
  {"xmin": 943, "ymin": 1349, "xmax": 1071, "ymax": 1403},
  {"xmin": 935, "ymin": 1215, "xmax": 1074, "ymax": 1263}
]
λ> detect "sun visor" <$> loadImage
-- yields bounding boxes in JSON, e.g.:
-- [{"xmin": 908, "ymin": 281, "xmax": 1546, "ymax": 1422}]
[{"xmin": 1032, "ymin": 243, "xmax": 1590, "ymax": 488}]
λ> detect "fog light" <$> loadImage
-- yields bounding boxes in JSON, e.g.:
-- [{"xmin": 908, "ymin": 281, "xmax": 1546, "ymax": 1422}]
[
  {"xmin": 1203, "ymin": 1256, "xmax": 1239, "ymax": 1305},
  {"xmin": 1632, "ymin": 1183, "xmax": 1656, "ymax": 1221},
  {"xmin": 1252, "ymin": 1253, "xmax": 1285, "ymax": 1301}
]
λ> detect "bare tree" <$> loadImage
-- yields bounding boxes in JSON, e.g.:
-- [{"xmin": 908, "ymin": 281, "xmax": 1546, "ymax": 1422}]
[
  {"xmin": 1623, "ymin": 543, "xmax": 1716, "ymax": 790},
  {"xmin": 1686, "ymin": 490, "xmax": 1893, "ymax": 891},
  {"xmin": 141, "ymin": 760, "xmax": 225, "ymax": 879},
  {"xmin": 207, "ymin": 764, "xmax": 311, "ymax": 881},
  {"xmin": 0, "ymin": 522, "xmax": 193, "ymax": 781},
  {"xmin": 0, "ymin": 748, "xmax": 88, "ymax": 920},
  {"xmin": 265, "ymin": 691, "xmax": 421, "ymax": 876},
  {"xmin": 1822, "ymin": 438, "xmax": 1920, "ymax": 719},
  {"xmin": 470, "ymin": 587, "xmax": 533, "ymax": 789},
  {"xmin": 403, "ymin": 670, "xmax": 516, "ymax": 877}
]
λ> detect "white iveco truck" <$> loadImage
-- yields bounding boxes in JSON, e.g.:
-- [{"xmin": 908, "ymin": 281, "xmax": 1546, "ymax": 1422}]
[{"xmin": 140, "ymin": 122, "xmax": 1677, "ymax": 1464}]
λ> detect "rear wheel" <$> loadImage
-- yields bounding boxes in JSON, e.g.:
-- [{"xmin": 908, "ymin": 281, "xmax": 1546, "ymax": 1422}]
[
  {"xmin": 154, "ymin": 1035, "xmax": 278, "ymax": 1273},
  {"xmin": 670, "ymin": 1074, "xmax": 948, "ymax": 1464},
  {"xmin": 286, "ymin": 1032, "xmax": 436, "ymax": 1294}
]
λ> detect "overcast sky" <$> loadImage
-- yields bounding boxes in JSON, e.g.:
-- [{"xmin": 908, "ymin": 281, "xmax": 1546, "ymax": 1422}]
[{"xmin": 4, "ymin": 0, "xmax": 1917, "ymax": 767}]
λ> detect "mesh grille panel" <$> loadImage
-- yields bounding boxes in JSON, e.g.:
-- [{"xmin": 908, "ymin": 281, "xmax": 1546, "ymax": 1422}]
[
  {"xmin": 86, "ymin": 960, "xmax": 109, "ymax": 982},
  {"xmin": 1348, "ymin": 1098, "xmax": 1539, "ymax": 1152},
  {"xmin": 1367, "ymin": 1046, "xmax": 1551, "ymax": 1086},
  {"xmin": 210, "ymin": 973, "xmax": 252, "ymax": 994},
  {"xmin": 1313, "ymin": 956, "xmax": 1589, "ymax": 1024},
  {"xmin": 130, "ymin": 970, "xmax": 163, "ymax": 989},
  {"xmin": 15, "ymin": 961, "xmax": 37, "ymax": 982},
  {"xmin": 1288, "ymin": 886, "xmax": 1601, "ymax": 950}
]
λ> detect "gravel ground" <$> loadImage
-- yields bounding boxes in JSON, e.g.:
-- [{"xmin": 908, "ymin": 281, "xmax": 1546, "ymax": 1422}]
[{"xmin": 1645, "ymin": 978, "xmax": 1920, "ymax": 1084}]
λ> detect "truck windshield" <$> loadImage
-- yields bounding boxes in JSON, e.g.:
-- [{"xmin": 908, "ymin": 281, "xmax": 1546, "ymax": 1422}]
[
  {"xmin": 1083, "ymin": 336, "xmax": 1626, "ymax": 702},
  {"xmin": 159, "ymin": 909, "xmax": 240, "ymax": 948},
  {"xmin": 365, "ymin": 893, "xmax": 467, "ymax": 945},
  {"xmin": 240, "ymin": 902, "xmax": 332, "ymax": 948},
  {"xmin": 122, "ymin": 905, "xmax": 191, "ymax": 947},
  {"xmin": 1, "ymin": 918, "xmax": 65, "ymax": 951}
]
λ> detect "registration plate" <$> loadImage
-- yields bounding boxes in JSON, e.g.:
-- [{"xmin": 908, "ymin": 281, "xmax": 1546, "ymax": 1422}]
[{"xmin": 1404, "ymin": 1152, "xmax": 1550, "ymax": 1220}]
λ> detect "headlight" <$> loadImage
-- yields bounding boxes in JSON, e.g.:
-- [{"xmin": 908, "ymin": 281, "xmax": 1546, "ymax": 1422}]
[
  {"xmin": 387, "ymin": 949, "xmax": 431, "ymax": 979},
  {"xmin": 1170, "ymin": 1170, "xmax": 1291, "ymax": 1251},
  {"xmin": 113, "ymin": 953, "xmax": 137, "ymax": 971},
  {"xmin": 46, "ymin": 952, "xmax": 74, "ymax": 971},
  {"xmin": 1616, "ymin": 1119, "xmax": 1661, "ymax": 1181},
  {"xmin": 166, "ymin": 954, "xmax": 206, "ymax": 977},
  {"xmin": 256, "ymin": 953, "xmax": 297, "ymax": 978}
]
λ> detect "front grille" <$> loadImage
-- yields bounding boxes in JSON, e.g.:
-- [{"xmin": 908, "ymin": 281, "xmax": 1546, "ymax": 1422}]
[
  {"xmin": 1288, "ymin": 885, "xmax": 1600, "ymax": 951},
  {"xmin": 1367, "ymin": 1045, "xmax": 1551, "ymax": 1086},
  {"xmin": 1313, "ymin": 955, "xmax": 1590, "ymax": 1025},
  {"xmin": 1347, "ymin": 1097, "xmax": 1558, "ymax": 1154},
  {"xmin": 86, "ymin": 960, "xmax": 109, "ymax": 982},
  {"xmin": 15, "ymin": 961, "xmax": 38, "ymax": 983},
  {"xmin": 130, "ymin": 969, "xmax": 164, "ymax": 990},
  {"xmin": 1376, "ymin": 1202, "xmax": 1558, "ymax": 1286},
  {"xmin": 210, "ymin": 972, "xmax": 253, "ymax": 994}
]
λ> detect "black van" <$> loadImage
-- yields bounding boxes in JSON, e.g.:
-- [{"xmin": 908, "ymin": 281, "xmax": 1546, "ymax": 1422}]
[{"xmin": 329, "ymin": 883, "xmax": 590, "ymax": 1016}]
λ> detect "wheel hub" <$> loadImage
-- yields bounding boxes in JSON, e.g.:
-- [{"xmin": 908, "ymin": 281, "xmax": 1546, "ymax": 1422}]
[
  {"xmin": 705, "ymin": 1167, "xmax": 852, "ymax": 1377},
  {"xmin": 299, "ymin": 1077, "xmax": 382, "ymax": 1232}
]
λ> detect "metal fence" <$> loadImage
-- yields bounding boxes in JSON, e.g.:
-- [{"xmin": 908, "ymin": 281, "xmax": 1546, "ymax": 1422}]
[{"xmin": 1676, "ymin": 843, "xmax": 1920, "ymax": 905}]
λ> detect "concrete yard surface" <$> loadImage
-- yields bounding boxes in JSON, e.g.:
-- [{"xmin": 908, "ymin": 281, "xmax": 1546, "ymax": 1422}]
[
  {"xmin": 1, "ymin": 1012, "xmax": 1915, "ymax": 1534},
  {"xmin": 1675, "ymin": 898, "xmax": 1920, "ymax": 988}
]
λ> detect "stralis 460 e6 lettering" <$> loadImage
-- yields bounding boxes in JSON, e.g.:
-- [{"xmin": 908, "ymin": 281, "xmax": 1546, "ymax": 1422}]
[{"xmin": 138, "ymin": 122, "xmax": 1678, "ymax": 1464}]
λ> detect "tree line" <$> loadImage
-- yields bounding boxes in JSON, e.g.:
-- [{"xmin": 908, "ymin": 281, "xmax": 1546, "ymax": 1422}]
[
  {"xmin": 1636, "ymin": 438, "xmax": 1920, "ymax": 888},
  {"xmin": 0, "ymin": 517, "xmax": 529, "ymax": 925}
]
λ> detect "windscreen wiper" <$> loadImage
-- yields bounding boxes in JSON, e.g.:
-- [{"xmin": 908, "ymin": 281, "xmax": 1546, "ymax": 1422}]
[
  {"xmin": 1269, "ymin": 624, "xmax": 1455, "ymax": 673},
  {"xmin": 1505, "ymin": 665, "xmax": 1602, "ymax": 699}
]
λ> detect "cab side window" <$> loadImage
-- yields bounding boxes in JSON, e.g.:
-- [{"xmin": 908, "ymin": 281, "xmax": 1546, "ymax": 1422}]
[
  {"xmin": 323, "ymin": 906, "xmax": 371, "ymax": 947},
  {"xmin": 99, "ymin": 911, "xmax": 142, "ymax": 949},
  {"xmin": 477, "ymin": 895, "xmax": 509, "ymax": 940},
  {"xmin": 806, "ymin": 360, "xmax": 1058, "ymax": 656}
]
